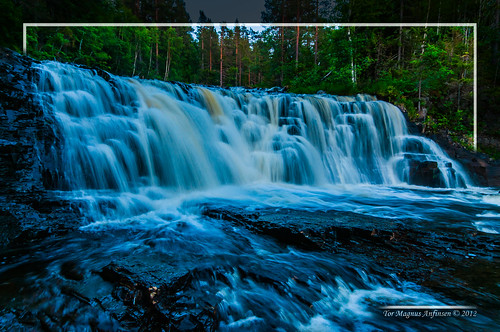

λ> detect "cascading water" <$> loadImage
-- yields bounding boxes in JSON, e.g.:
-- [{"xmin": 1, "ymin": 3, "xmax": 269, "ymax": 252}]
[
  {"xmin": 4, "ymin": 60, "xmax": 497, "ymax": 330},
  {"xmin": 35, "ymin": 61, "xmax": 470, "ymax": 194}
]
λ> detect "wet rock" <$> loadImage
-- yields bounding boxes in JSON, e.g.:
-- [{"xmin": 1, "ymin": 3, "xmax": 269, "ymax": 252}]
[
  {"xmin": 202, "ymin": 206, "xmax": 321, "ymax": 251},
  {"xmin": 408, "ymin": 160, "xmax": 444, "ymax": 187},
  {"xmin": 60, "ymin": 261, "xmax": 84, "ymax": 281},
  {"xmin": 399, "ymin": 112, "xmax": 500, "ymax": 187},
  {"xmin": 95, "ymin": 263, "xmax": 220, "ymax": 331},
  {"xmin": 426, "ymin": 131, "xmax": 500, "ymax": 187},
  {"xmin": 202, "ymin": 205, "xmax": 500, "ymax": 311},
  {"xmin": 286, "ymin": 124, "xmax": 301, "ymax": 136},
  {"xmin": 0, "ymin": 48, "xmax": 83, "ymax": 247},
  {"xmin": 486, "ymin": 165, "xmax": 500, "ymax": 187},
  {"xmin": 401, "ymin": 111, "xmax": 421, "ymax": 135},
  {"xmin": 0, "ymin": 209, "xmax": 21, "ymax": 247}
]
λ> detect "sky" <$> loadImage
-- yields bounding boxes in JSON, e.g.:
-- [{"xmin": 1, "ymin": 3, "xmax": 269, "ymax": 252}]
[{"xmin": 185, "ymin": 0, "xmax": 266, "ymax": 23}]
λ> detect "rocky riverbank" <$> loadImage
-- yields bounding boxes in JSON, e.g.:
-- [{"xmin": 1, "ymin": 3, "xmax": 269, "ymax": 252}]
[
  {"xmin": 3, "ymin": 200, "xmax": 497, "ymax": 330},
  {"xmin": 427, "ymin": 130, "xmax": 500, "ymax": 187},
  {"xmin": 0, "ymin": 48, "xmax": 83, "ymax": 247},
  {"xmin": 399, "ymin": 107, "xmax": 500, "ymax": 187}
]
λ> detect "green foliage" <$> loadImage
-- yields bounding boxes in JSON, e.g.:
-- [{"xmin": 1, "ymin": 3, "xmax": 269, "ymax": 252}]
[
  {"xmin": 25, "ymin": 22, "xmax": 476, "ymax": 141},
  {"xmin": 0, "ymin": 0, "xmax": 22, "ymax": 50},
  {"xmin": 27, "ymin": 26, "xmax": 199, "ymax": 82}
]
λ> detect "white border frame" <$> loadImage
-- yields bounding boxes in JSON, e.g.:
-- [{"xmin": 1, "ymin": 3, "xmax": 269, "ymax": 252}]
[{"xmin": 23, "ymin": 22, "xmax": 477, "ymax": 151}]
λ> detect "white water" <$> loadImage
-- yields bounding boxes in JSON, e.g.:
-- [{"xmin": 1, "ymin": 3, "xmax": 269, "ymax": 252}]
[
  {"xmin": 35, "ymin": 61, "xmax": 470, "ymax": 194},
  {"xmin": 26, "ymin": 61, "xmax": 500, "ymax": 330}
]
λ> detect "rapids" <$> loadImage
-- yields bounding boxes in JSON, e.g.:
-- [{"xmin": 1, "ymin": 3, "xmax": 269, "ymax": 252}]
[
  {"xmin": 0, "ymin": 61, "xmax": 498, "ymax": 331},
  {"xmin": 35, "ymin": 61, "xmax": 470, "ymax": 193}
]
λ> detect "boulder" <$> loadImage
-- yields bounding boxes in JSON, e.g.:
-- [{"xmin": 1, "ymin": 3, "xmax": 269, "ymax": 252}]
[
  {"xmin": 408, "ymin": 160, "xmax": 444, "ymax": 187},
  {"xmin": 428, "ymin": 130, "xmax": 500, "ymax": 187}
]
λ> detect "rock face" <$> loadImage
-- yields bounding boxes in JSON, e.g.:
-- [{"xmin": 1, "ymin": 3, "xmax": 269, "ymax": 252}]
[
  {"xmin": 427, "ymin": 131, "xmax": 500, "ymax": 187},
  {"xmin": 0, "ymin": 48, "xmax": 82, "ymax": 247},
  {"xmin": 408, "ymin": 160, "xmax": 443, "ymax": 187},
  {"xmin": 398, "ymin": 105, "xmax": 500, "ymax": 188}
]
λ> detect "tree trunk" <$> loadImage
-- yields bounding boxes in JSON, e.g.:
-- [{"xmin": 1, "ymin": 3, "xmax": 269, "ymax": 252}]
[
  {"xmin": 239, "ymin": 52, "xmax": 242, "ymax": 86},
  {"xmin": 295, "ymin": 1, "xmax": 300, "ymax": 70},
  {"xmin": 348, "ymin": 27, "xmax": 356, "ymax": 84},
  {"xmin": 295, "ymin": 28, "xmax": 300, "ymax": 70},
  {"xmin": 164, "ymin": 40, "xmax": 171, "ymax": 81},
  {"xmin": 147, "ymin": 44, "xmax": 152, "ymax": 77},
  {"xmin": 155, "ymin": 0, "xmax": 158, "ymax": 21},
  {"xmin": 314, "ymin": 0, "xmax": 319, "ymax": 66},
  {"xmin": 238, "ymin": 31, "xmax": 242, "ymax": 86},
  {"xmin": 155, "ymin": 41, "xmax": 159, "ymax": 73},
  {"xmin": 220, "ymin": 29, "xmax": 223, "ymax": 87},
  {"xmin": 135, "ymin": 0, "xmax": 140, "ymax": 16},
  {"xmin": 280, "ymin": 26, "xmax": 284, "ymax": 85},
  {"xmin": 132, "ymin": 42, "xmax": 138, "ymax": 77},
  {"xmin": 419, "ymin": 80, "xmax": 427, "ymax": 133},
  {"xmin": 209, "ymin": 33, "xmax": 212, "ymax": 71},
  {"xmin": 201, "ymin": 37, "xmax": 204, "ymax": 71},
  {"xmin": 295, "ymin": 25, "xmax": 300, "ymax": 69},
  {"xmin": 155, "ymin": 0, "xmax": 159, "ymax": 73},
  {"xmin": 426, "ymin": 0, "xmax": 431, "ymax": 23},
  {"xmin": 398, "ymin": 0, "xmax": 403, "ymax": 67},
  {"xmin": 314, "ymin": 26, "xmax": 319, "ymax": 66},
  {"xmin": 280, "ymin": 0, "xmax": 285, "ymax": 85},
  {"xmin": 164, "ymin": 52, "xmax": 171, "ymax": 81},
  {"xmin": 419, "ymin": 29, "xmax": 427, "ymax": 131},
  {"xmin": 437, "ymin": 0, "xmax": 442, "ymax": 34},
  {"xmin": 235, "ymin": 28, "xmax": 239, "ymax": 86}
]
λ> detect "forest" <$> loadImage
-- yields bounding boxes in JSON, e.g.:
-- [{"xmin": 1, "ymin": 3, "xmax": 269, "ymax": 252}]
[
  {"xmin": 26, "ymin": 24, "xmax": 474, "ymax": 140},
  {"xmin": 1, "ymin": 2, "xmax": 500, "ymax": 330},
  {"xmin": 1, "ymin": 0, "xmax": 499, "ymax": 156}
]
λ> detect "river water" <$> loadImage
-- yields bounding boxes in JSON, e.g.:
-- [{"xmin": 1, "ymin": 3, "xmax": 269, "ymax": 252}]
[{"xmin": 0, "ymin": 61, "xmax": 498, "ymax": 330}]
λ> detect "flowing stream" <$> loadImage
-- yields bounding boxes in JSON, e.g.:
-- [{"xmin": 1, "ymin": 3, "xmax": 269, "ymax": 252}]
[
  {"xmin": 0, "ymin": 61, "xmax": 499, "ymax": 330},
  {"xmin": 36, "ymin": 62, "xmax": 470, "ymax": 191}
]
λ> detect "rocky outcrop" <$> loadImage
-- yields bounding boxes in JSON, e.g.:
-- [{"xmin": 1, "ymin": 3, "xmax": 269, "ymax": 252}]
[
  {"xmin": 389, "ymin": 105, "xmax": 499, "ymax": 188},
  {"xmin": 407, "ymin": 160, "xmax": 443, "ymax": 187},
  {"xmin": 399, "ymin": 104, "xmax": 500, "ymax": 187},
  {"xmin": 95, "ymin": 264, "xmax": 219, "ymax": 331},
  {"xmin": 0, "ymin": 48, "xmax": 82, "ymax": 247},
  {"xmin": 427, "ymin": 131, "xmax": 500, "ymax": 187}
]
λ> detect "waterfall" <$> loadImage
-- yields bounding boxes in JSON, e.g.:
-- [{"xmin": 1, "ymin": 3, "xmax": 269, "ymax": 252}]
[{"xmin": 34, "ymin": 61, "xmax": 470, "ymax": 192}]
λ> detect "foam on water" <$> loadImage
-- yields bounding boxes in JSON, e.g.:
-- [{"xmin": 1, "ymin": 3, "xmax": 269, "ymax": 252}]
[
  {"xmin": 25, "ymin": 60, "xmax": 500, "ymax": 330},
  {"xmin": 35, "ymin": 61, "xmax": 471, "ymax": 195}
]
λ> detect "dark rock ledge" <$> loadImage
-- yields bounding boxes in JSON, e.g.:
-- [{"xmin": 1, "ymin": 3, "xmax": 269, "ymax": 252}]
[
  {"xmin": 0, "ymin": 48, "xmax": 83, "ymax": 247},
  {"xmin": 428, "ymin": 131, "xmax": 500, "ymax": 187},
  {"xmin": 202, "ymin": 206, "xmax": 500, "ymax": 315},
  {"xmin": 401, "ymin": 110, "xmax": 500, "ymax": 188}
]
